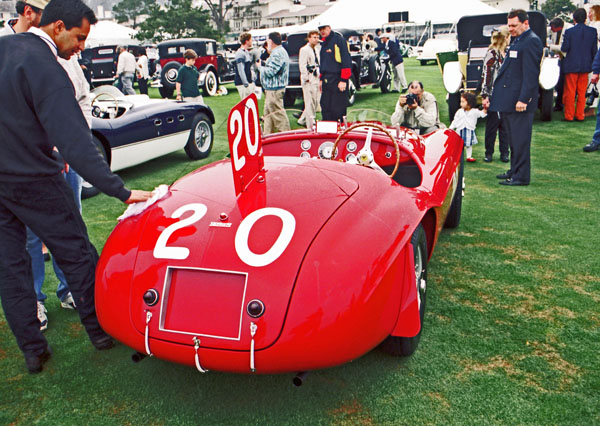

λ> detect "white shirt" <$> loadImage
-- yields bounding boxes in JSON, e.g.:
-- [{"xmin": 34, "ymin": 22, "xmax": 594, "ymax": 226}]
[
  {"xmin": 58, "ymin": 55, "xmax": 92, "ymax": 127},
  {"xmin": 449, "ymin": 108, "xmax": 486, "ymax": 132},
  {"xmin": 28, "ymin": 26, "xmax": 58, "ymax": 57},
  {"xmin": 117, "ymin": 50, "xmax": 136, "ymax": 75},
  {"xmin": 137, "ymin": 54, "xmax": 149, "ymax": 79}
]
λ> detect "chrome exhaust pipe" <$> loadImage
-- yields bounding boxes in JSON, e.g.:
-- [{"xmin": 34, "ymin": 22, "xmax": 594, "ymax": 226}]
[{"xmin": 292, "ymin": 371, "xmax": 308, "ymax": 387}]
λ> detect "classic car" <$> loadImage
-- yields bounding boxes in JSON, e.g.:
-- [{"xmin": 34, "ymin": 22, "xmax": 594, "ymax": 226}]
[
  {"xmin": 416, "ymin": 36, "xmax": 458, "ymax": 66},
  {"xmin": 155, "ymin": 38, "xmax": 221, "ymax": 99},
  {"xmin": 284, "ymin": 29, "xmax": 395, "ymax": 107},
  {"xmin": 80, "ymin": 44, "xmax": 147, "ymax": 87},
  {"xmin": 442, "ymin": 11, "xmax": 559, "ymax": 121},
  {"xmin": 95, "ymin": 95, "xmax": 464, "ymax": 383},
  {"xmin": 84, "ymin": 86, "xmax": 215, "ymax": 198}
]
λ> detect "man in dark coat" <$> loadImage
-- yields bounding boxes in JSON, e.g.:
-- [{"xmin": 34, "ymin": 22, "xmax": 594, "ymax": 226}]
[
  {"xmin": 318, "ymin": 23, "xmax": 352, "ymax": 122},
  {"xmin": 380, "ymin": 32, "xmax": 407, "ymax": 93},
  {"xmin": 561, "ymin": 8, "xmax": 598, "ymax": 121},
  {"xmin": 0, "ymin": 0, "xmax": 151, "ymax": 374},
  {"xmin": 490, "ymin": 9, "xmax": 543, "ymax": 186}
]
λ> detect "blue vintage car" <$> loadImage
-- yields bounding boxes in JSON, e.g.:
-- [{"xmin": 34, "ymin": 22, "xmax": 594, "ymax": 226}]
[{"xmin": 84, "ymin": 86, "xmax": 215, "ymax": 198}]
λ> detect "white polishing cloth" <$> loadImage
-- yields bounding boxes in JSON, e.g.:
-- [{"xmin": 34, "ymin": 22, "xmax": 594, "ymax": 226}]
[{"xmin": 118, "ymin": 184, "xmax": 169, "ymax": 221}]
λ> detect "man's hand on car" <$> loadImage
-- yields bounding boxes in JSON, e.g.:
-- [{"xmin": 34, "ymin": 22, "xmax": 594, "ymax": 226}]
[{"xmin": 125, "ymin": 190, "xmax": 153, "ymax": 204}]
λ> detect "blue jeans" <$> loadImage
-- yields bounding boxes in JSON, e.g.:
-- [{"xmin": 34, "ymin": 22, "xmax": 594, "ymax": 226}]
[
  {"xmin": 593, "ymin": 106, "xmax": 600, "ymax": 143},
  {"xmin": 26, "ymin": 168, "xmax": 82, "ymax": 303}
]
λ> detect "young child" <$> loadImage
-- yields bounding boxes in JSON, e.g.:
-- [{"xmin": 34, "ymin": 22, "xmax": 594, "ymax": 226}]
[
  {"xmin": 449, "ymin": 92, "xmax": 487, "ymax": 162},
  {"xmin": 175, "ymin": 49, "xmax": 204, "ymax": 103}
]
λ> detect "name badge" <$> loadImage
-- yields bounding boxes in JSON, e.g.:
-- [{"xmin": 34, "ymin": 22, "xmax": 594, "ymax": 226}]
[{"xmin": 509, "ymin": 50, "xmax": 518, "ymax": 58}]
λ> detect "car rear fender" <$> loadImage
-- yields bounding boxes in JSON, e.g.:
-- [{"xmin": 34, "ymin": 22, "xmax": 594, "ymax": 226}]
[
  {"xmin": 91, "ymin": 130, "xmax": 112, "ymax": 166},
  {"xmin": 199, "ymin": 64, "xmax": 219, "ymax": 85}
]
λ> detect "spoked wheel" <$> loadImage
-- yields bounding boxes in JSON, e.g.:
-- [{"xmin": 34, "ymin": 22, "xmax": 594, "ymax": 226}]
[
  {"xmin": 380, "ymin": 224, "xmax": 428, "ymax": 356},
  {"xmin": 380, "ymin": 63, "xmax": 393, "ymax": 94},
  {"xmin": 347, "ymin": 76, "xmax": 357, "ymax": 106},
  {"xmin": 184, "ymin": 112, "xmax": 213, "ymax": 160},
  {"xmin": 202, "ymin": 70, "xmax": 218, "ymax": 96}
]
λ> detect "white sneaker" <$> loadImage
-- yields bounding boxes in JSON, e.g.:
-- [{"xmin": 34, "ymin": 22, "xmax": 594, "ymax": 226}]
[
  {"xmin": 37, "ymin": 301, "xmax": 48, "ymax": 331},
  {"xmin": 60, "ymin": 293, "xmax": 76, "ymax": 310}
]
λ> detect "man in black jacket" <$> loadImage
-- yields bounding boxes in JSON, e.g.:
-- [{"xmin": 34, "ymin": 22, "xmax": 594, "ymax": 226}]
[
  {"xmin": 380, "ymin": 32, "xmax": 407, "ymax": 93},
  {"xmin": 490, "ymin": 9, "xmax": 542, "ymax": 186},
  {"xmin": 318, "ymin": 23, "xmax": 352, "ymax": 122},
  {"xmin": 0, "ymin": 0, "xmax": 151, "ymax": 374}
]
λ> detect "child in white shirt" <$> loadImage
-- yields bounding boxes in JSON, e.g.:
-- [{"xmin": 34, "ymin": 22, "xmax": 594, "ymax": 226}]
[{"xmin": 449, "ymin": 92, "xmax": 487, "ymax": 162}]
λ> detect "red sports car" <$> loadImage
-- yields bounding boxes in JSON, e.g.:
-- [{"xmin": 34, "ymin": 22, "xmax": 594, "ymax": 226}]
[{"xmin": 96, "ymin": 96, "xmax": 464, "ymax": 380}]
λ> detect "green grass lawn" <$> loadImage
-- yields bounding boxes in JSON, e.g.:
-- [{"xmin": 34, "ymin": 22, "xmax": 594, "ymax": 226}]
[{"xmin": 1, "ymin": 58, "xmax": 599, "ymax": 425}]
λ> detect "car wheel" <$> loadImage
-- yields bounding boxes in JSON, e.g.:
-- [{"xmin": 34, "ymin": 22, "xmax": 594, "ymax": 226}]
[
  {"xmin": 81, "ymin": 135, "xmax": 108, "ymax": 199},
  {"xmin": 540, "ymin": 88, "xmax": 553, "ymax": 122},
  {"xmin": 160, "ymin": 61, "xmax": 181, "ymax": 93},
  {"xmin": 447, "ymin": 92, "xmax": 461, "ymax": 122},
  {"xmin": 444, "ymin": 150, "xmax": 464, "ymax": 229},
  {"xmin": 159, "ymin": 86, "xmax": 174, "ymax": 99},
  {"xmin": 380, "ymin": 63, "xmax": 392, "ymax": 94},
  {"xmin": 347, "ymin": 75, "xmax": 357, "ymax": 106},
  {"xmin": 202, "ymin": 69, "xmax": 218, "ymax": 96},
  {"xmin": 380, "ymin": 224, "xmax": 428, "ymax": 356},
  {"xmin": 283, "ymin": 90, "xmax": 296, "ymax": 107},
  {"xmin": 184, "ymin": 112, "xmax": 213, "ymax": 160}
]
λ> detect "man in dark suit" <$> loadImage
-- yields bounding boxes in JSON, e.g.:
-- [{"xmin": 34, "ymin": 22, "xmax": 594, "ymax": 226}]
[
  {"xmin": 490, "ymin": 9, "xmax": 543, "ymax": 186},
  {"xmin": 561, "ymin": 8, "xmax": 598, "ymax": 121},
  {"xmin": 380, "ymin": 32, "xmax": 407, "ymax": 93}
]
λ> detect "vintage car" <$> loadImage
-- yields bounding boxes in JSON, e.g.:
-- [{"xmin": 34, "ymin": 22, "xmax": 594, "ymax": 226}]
[
  {"xmin": 95, "ymin": 95, "xmax": 464, "ymax": 382},
  {"xmin": 84, "ymin": 86, "xmax": 215, "ymax": 198},
  {"xmin": 416, "ymin": 36, "xmax": 458, "ymax": 66},
  {"xmin": 284, "ymin": 29, "xmax": 395, "ymax": 107},
  {"xmin": 155, "ymin": 38, "xmax": 221, "ymax": 99},
  {"xmin": 217, "ymin": 41, "xmax": 240, "ymax": 84},
  {"xmin": 80, "ymin": 44, "xmax": 148, "ymax": 87},
  {"xmin": 442, "ymin": 11, "xmax": 559, "ymax": 121}
]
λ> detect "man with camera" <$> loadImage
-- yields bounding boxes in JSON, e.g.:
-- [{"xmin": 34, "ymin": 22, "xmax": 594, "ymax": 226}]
[
  {"xmin": 297, "ymin": 30, "xmax": 321, "ymax": 129},
  {"xmin": 391, "ymin": 81, "xmax": 444, "ymax": 134}
]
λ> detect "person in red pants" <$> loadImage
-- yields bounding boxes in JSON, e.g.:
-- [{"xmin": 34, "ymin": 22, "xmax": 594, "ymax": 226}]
[{"xmin": 561, "ymin": 8, "xmax": 598, "ymax": 121}]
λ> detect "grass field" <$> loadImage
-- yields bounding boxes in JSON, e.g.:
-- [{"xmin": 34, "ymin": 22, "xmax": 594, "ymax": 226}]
[{"xmin": 1, "ymin": 58, "xmax": 599, "ymax": 425}]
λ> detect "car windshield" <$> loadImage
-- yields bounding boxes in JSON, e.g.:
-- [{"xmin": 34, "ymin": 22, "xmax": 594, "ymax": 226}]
[{"xmin": 346, "ymin": 109, "xmax": 393, "ymax": 126}]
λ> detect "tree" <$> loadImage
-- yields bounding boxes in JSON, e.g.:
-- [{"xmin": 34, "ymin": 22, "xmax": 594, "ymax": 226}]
[
  {"xmin": 112, "ymin": 0, "xmax": 154, "ymax": 29},
  {"xmin": 135, "ymin": 0, "xmax": 219, "ymax": 43},
  {"xmin": 200, "ymin": 0, "xmax": 236, "ymax": 34},
  {"xmin": 541, "ymin": 0, "xmax": 576, "ymax": 21}
]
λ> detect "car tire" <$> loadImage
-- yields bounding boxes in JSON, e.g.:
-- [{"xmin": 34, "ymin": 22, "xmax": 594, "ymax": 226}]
[
  {"xmin": 348, "ymin": 75, "xmax": 357, "ymax": 106},
  {"xmin": 202, "ymin": 69, "xmax": 218, "ymax": 96},
  {"xmin": 447, "ymin": 92, "xmax": 461, "ymax": 122},
  {"xmin": 159, "ymin": 86, "xmax": 174, "ymax": 99},
  {"xmin": 380, "ymin": 63, "xmax": 392, "ymax": 94},
  {"xmin": 283, "ymin": 90, "xmax": 296, "ymax": 107},
  {"xmin": 81, "ymin": 135, "xmax": 108, "ymax": 200},
  {"xmin": 184, "ymin": 112, "xmax": 214, "ymax": 160},
  {"xmin": 444, "ymin": 150, "xmax": 464, "ymax": 229},
  {"xmin": 540, "ymin": 88, "xmax": 553, "ymax": 122},
  {"xmin": 160, "ymin": 61, "xmax": 182, "ymax": 95},
  {"xmin": 380, "ymin": 223, "xmax": 428, "ymax": 357}
]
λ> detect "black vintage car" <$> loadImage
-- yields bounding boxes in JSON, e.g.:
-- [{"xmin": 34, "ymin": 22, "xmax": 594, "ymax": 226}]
[
  {"xmin": 284, "ymin": 29, "xmax": 394, "ymax": 107},
  {"xmin": 80, "ymin": 45, "xmax": 147, "ymax": 87}
]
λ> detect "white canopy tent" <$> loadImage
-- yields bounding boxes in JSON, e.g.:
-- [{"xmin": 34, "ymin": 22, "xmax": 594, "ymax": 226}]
[
  {"xmin": 296, "ymin": 0, "xmax": 501, "ymax": 31},
  {"xmin": 85, "ymin": 20, "xmax": 139, "ymax": 48}
]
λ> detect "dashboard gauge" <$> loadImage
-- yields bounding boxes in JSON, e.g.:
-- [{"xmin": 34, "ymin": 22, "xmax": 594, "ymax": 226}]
[
  {"xmin": 345, "ymin": 153, "xmax": 357, "ymax": 163},
  {"xmin": 301, "ymin": 139, "xmax": 312, "ymax": 150},
  {"xmin": 300, "ymin": 151, "xmax": 311, "ymax": 159},
  {"xmin": 346, "ymin": 141, "xmax": 357, "ymax": 153},
  {"xmin": 385, "ymin": 151, "xmax": 392, "ymax": 159},
  {"xmin": 318, "ymin": 141, "xmax": 337, "ymax": 159}
]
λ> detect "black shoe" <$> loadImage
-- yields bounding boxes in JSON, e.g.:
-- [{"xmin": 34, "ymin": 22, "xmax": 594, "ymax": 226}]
[
  {"xmin": 92, "ymin": 335, "xmax": 115, "ymax": 351},
  {"xmin": 500, "ymin": 155, "xmax": 509, "ymax": 163},
  {"xmin": 553, "ymin": 105, "xmax": 563, "ymax": 112},
  {"xmin": 496, "ymin": 171, "xmax": 512, "ymax": 179},
  {"xmin": 499, "ymin": 178, "xmax": 528, "ymax": 186},
  {"xmin": 401, "ymin": 87, "xmax": 408, "ymax": 93},
  {"xmin": 26, "ymin": 345, "xmax": 52, "ymax": 374},
  {"xmin": 583, "ymin": 141, "xmax": 600, "ymax": 152},
  {"xmin": 484, "ymin": 155, "xmax": 492, "ymax": 162},
  {"xmin": 292, "ymin": 112, "xmax": 302, "ymax": 119}
]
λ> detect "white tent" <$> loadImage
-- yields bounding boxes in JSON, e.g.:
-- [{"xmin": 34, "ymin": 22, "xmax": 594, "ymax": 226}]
[
  {"xmin": 85, "ymin": 20, "xmax": 139, "ymax": 48},
  {"xmin": 296, "ymin": 0, "xmax": 501, "ymax": 30}
]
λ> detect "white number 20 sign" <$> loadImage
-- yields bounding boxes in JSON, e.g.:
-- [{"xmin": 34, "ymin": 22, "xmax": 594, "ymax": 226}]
[{"xmin": 153, "ymin": 204, "xmax": 295, "ymax": 268}]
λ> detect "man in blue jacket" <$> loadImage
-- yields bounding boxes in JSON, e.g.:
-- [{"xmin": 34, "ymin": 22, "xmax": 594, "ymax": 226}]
[
  {"xmin": 490, "ymin": 9, "xmax": 542, "ymax": 186},
  {"xmin": 380, "ymin": 32, "xmax": 407, "ymax": 93},
  {"xmin": 561, "ymin": 8, "xmax": 598, "ymax": 121}
]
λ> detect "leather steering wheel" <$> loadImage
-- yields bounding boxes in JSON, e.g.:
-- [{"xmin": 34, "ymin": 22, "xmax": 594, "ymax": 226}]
[
  {"xmin": 331, "ymin": 122, "xmax": 401, "ymax": 178},
  {"xmin": 91, "ymin": 92, "xmax": 119, "ymax": 118}
]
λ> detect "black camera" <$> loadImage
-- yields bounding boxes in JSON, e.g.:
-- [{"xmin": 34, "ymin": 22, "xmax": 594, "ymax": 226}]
[
  {"xmin": 406, "ymin": 93, "xmax": 418, "ymax": 106},
  {"xmin": 306, "ymin": 64, "xmax": 318, "ymax": 76},
  {"xmin": 586, "ymin": 84, "xmax": 598, "ymax": 107}
]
